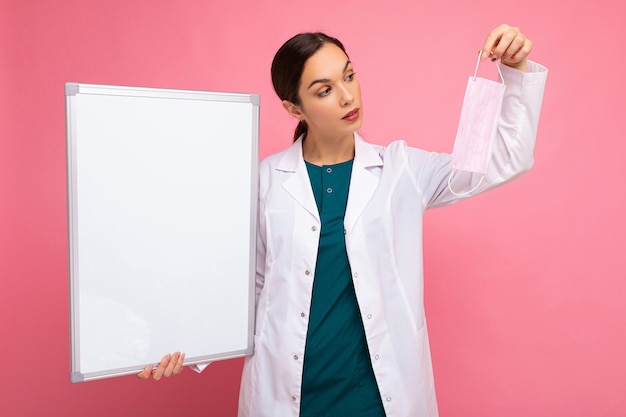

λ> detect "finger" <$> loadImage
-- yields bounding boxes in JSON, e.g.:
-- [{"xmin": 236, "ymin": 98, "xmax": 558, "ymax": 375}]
[
  {"xmin": 165, "ymin": 352, "xmax": 185, "ymax": 377},
  {"xmin": 491, "ymin": 26, "xmax": 521, "ymax": 61},
  {"xmin": 163, "ymin": 352, "xmax": 181, "ymax": 377},
  {"xmin": 480, "ymin": 24, "xmax": 511, "ymax": 61},
  {"xmin": 137, "ymin": 364, "xmax": 153, "ymax": 380},
  {"xmin": 174, "ymin": 353, "xmax": 185, "ymax": 375},
  {"xmin": 505, "ymin": 38, "xmax": 533, "ymax": 64},
  {"xmin": 152, "ymin": 353, "xmax": 171, "ymax": 381},
  {"xmin": 173, "ymin": 352, "xmax": 185, "ymax": 375},
  {"xmin": 500, "ymin": 31, "xmax": 529, "ymax": 63}
]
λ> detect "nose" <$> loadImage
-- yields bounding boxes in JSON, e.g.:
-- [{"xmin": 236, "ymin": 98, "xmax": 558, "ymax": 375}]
[{"xmin": 339, "ymin": 84, "xmax": 354, "ymax": 107}]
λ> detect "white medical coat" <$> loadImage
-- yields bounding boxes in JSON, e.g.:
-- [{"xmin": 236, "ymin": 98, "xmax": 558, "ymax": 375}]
[{"xmin": 237, "ymin": 61, "xmax": 548, "ymax": 417}]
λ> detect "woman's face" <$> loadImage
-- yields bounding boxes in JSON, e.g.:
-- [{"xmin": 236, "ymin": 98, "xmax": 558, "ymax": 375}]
[{"xmin": 289, "ymin": 43, "xmax": 363, "ymax": 141}]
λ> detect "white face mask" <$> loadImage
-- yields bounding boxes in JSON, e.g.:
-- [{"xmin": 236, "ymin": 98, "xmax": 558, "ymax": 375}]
[{"xmin": 448, "ymin": 53, "xmax": 506, "ymax": 196}]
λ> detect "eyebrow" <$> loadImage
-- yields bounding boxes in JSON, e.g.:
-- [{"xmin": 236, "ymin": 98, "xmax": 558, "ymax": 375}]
[{"xmin": 307, "ymin": 60, "xmax": 352, "ymax": 90}]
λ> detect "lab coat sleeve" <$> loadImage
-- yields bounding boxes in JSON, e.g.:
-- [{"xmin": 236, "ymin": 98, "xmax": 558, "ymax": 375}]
[{"xmin": 419, "ymin": 60, "xmax": 548, "ymax": 209}]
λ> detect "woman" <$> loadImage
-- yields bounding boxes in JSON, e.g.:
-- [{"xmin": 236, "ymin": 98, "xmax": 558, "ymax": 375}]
[{"xmin": 140, "ymin": 24, "xmax": 548, "ymax": 417}]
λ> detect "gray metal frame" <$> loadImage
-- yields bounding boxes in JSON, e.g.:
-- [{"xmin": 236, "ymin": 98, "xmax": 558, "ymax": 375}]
[{"xmin": 66, "ymin": 83, "xmax": 259, "ymax": 382}]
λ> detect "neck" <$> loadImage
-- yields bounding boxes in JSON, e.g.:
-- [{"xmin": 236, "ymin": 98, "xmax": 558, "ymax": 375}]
[{"xmin": 302, "ymin": 131, "xmax": 355, "ymax": 166}]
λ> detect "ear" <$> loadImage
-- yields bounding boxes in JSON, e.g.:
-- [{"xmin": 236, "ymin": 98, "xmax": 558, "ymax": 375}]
[{"xmin": 282, "ymin": 100, "xmax": 304, "ymax": 122}]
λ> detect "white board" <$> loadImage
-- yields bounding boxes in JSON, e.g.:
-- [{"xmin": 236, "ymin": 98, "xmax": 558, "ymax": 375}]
[{"xmin": 65, "ymin": 83, "xmax": 258, "ymax": 382}]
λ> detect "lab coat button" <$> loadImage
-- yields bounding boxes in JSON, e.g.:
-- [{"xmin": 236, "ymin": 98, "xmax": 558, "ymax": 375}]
[
  {"xmin": 292, "ymin": 396, "xmax": 297, "ymax": 402},
  {"xmin": 353, "ymin": 272, "xmax": 358, "ymax": 278},
  {"xmin": 305, "ymin": 270, "xmax": 311, "ymax": 276},
  {"xmin": 300, "ymin": 312, "xmax": 305, "ymax": 318},
  {"xmin": 375, "ymin": 354, "xmax": 380, "ymax": 360},
  {"xmin": 293, "ymin": 355, "xmax": 299, "ymax": 360},
  {"xmin": 386, "ymin": 397, "xmax": 392, "ymax": 402},
  {"xmin": 367, "ymin": 314, "xmax": 372, "ymax": 319},
  {"xmin": 311, "ymin": 226, "xmax": 317, "ymax": 231}
]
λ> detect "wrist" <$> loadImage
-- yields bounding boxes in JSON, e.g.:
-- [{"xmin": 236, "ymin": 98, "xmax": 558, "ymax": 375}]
[{"xmin": 503, "ymin": 58, "xmax": 528, "ymax": 73}]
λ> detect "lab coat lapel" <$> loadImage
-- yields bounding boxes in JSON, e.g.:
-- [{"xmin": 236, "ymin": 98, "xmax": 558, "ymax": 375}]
[
  {"xmin": 277, "ymin": 138, "xmax": 320, "ymax": 221},
  {"xmin": 344, "ymin": 134, "xmax": 383, "ymax": 232}
]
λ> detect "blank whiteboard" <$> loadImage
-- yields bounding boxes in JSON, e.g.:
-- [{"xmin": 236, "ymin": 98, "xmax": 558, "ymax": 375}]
[{"xmin": 65, "ymin": 83, "xmax": 259, "ymax": 382}]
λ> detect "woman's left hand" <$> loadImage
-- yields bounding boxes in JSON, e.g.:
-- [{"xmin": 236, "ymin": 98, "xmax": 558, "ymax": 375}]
[{"xmin": 480, "ymin": 24, "xmax": 533, "ymax": 72}]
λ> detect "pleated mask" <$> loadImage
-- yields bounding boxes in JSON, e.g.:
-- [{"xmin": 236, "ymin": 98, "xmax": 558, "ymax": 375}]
[{"xmin": 448, "ymin": 53, "xmax": 506, "ymax": 195}]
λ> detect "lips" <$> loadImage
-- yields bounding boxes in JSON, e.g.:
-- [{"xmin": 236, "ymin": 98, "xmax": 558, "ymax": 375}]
[{"xmin": 342, "ymin": 108, "xmax": 360, "ymax": 121}]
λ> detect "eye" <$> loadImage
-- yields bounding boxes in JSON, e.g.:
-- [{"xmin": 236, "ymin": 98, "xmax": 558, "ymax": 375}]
[
  {"xmin": 318, "ymin": 87, "xmax": 331, "ymax": 97},
  {"xmin": 346, "ymin": 72, "xmax": 356, "ymax": 81}
]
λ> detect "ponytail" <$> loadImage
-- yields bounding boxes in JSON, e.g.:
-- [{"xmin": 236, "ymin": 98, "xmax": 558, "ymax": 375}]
[{"xmin": 293, "ymin": 121, "xmax": 307, "ymax": 142}]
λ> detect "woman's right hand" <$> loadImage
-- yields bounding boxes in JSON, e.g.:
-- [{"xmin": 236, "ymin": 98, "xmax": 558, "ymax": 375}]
[
  {"xmin": 480, "ymin": 24, "xmax": 532, "ymax": 72},
  {"xmin": 137, "ymin": 351, "xmax": 185, "ymax": 380}
]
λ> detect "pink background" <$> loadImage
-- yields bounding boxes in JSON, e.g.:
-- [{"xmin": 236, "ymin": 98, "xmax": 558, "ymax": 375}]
[{"xmin": 2, "ymin": 0, "xmax": 625, "ymax": 416}]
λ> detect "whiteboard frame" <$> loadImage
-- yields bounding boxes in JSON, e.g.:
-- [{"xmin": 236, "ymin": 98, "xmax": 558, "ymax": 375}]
[{"xmin": 65, "ymin": 83, "xmax": 259, "ymax": 382}]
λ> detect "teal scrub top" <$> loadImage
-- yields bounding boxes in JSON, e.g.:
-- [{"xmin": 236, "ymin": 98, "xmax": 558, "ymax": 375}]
[{"xmin": 300, "ymin": 159, "xmax": 386, "ymax": 417}]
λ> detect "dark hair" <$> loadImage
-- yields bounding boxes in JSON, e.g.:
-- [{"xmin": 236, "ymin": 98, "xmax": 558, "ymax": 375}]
[{"xmin": 271, "ymin": 32, "xmax": 348, "ymax": 142}]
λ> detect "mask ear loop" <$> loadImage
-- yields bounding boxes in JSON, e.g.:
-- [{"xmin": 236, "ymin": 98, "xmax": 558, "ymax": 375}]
[
  {"xmin": 472, "ymin": 50, "xmax": 482, "ymax": 80},
  {"xmin": 447, "ymin": 171, "xmax": 484, "ymax": 197},
  {"xmin": 473, "ymin": 51, "xmax": 506, "ymax": 84},
  {"xmin": 447, "ymin": 52, "xmax": 504, "ymax": 197}
]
